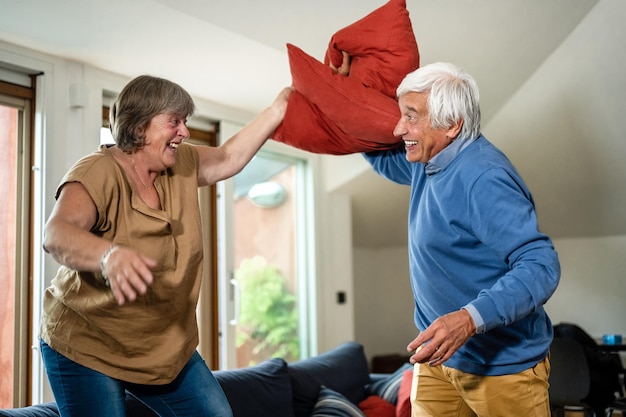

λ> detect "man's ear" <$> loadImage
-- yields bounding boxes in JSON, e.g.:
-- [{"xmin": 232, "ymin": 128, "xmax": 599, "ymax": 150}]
[{"xmin": 447, "ymin": 119, "xmax": 463, "ymax": 140}]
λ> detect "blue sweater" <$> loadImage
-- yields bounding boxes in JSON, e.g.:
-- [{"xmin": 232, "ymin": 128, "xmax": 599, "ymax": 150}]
[{"xmin": 363, "ymin": 136, "xmax": 560, "ymax": 376}]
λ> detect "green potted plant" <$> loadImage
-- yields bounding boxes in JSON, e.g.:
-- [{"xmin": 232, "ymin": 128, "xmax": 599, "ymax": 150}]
[{"xmin": 235, "ymin": 256, "xmax": 299, "ymax": 365}]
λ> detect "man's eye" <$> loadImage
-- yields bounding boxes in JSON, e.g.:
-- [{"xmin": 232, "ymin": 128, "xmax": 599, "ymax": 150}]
[{"xmin": 406, "ymin": 115, "xmax": 417, "ymax": 124}]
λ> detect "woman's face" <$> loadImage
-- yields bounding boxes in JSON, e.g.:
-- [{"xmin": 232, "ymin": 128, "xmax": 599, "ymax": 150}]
[
  {"xmin": 141, "ymin": 112, "xmax": 189, "ymax": 169},
  {"xmin": 393, "ymin": 92, "xmax": 456, "ymax": 164}
]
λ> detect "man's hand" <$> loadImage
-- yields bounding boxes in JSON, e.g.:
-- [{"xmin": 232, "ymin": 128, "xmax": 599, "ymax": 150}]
[
  {"xmin": 330, "ymin": 51, "xmax": 351, "ymax": 76},
  {"xmin": 406, "ymin": 309, "xmax": 477, "ymax": 366}
]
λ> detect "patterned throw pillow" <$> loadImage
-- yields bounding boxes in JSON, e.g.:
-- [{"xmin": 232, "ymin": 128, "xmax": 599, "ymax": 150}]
[
  {"xmin": 311, "ymin": 386, "xmax": 367, "ymax": 417},
  {"xmin": 367, "ymin": 363, "xmax": 413, "ymax": 405}
]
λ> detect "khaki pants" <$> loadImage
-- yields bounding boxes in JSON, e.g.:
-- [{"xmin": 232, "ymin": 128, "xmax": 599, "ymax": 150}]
[{"xmin": 411, "ymin": 356, "xmax": 551, "ymax": 417}]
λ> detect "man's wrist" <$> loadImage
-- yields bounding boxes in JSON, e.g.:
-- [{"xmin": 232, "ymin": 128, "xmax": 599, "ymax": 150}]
[{"xmin": 462, "ymin": 304, "xmax": 485, "ymax": 334}]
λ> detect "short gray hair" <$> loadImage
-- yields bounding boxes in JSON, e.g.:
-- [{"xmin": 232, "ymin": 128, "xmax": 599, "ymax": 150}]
[
  {"xmin": 110, "ymin": 75, "xmax": 195, "ymax": 152},
  {"xmin": 397, "ymin": 62, "xmax": 481, "ymax": 140}
]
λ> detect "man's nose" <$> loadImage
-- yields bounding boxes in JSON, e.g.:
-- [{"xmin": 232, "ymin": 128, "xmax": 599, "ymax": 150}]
[{"xmin": 393, "ymin": 119, "xmax": 406, "ymax": 137}]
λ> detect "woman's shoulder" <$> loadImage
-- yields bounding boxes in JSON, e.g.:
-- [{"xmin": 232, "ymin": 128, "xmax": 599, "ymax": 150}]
[
  {"xmin": 67, "ymin": 145, "xmax": 118, "ymax": 174},
  {"xmin": 168, "ymin": 142, "xmax": 199, "ymax": 178},
  {"xmin": 57, "ymin": 146, "xmax": 124, "ymax": 197},
  {"xmin": 177, "ymin": 142, "xmax": 199, "ymax": 162}
]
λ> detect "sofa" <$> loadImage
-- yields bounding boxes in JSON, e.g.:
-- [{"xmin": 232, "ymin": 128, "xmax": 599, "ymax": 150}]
[{"xmin": 0, "ymin": 341, "xmax": 413, "ymax": 417}]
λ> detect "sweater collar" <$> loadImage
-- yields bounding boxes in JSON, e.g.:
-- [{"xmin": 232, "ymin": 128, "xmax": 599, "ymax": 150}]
[{"xmin": 425, "ymin": 135, "xmax": 478, "ymax": 175}]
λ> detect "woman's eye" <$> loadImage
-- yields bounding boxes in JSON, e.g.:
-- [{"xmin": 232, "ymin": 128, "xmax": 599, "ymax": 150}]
[{"xmin": 172, "ymin": 117, "xmax": 188, "ymax": 127}]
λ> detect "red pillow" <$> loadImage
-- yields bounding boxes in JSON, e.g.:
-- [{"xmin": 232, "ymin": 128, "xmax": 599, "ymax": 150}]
[
  {"xmin": 324, "ymin": 0, "xmax": 419, "ymax": 98},
  {"xmin": 359, "ymin": 395, "xmax": 396, "ymax": 417},
  {"xmin": 273, "ymin": 0, "xmax": 419, "ymax": 155},
  {"xmin": 275, "ymin": 89, "xmax": 389, "ymax": 155},
  {"xmin": 396, "ymin": 370, "xmax": 413, "ymax": 417},
  {"xmin": 280, "ymin": 46, "xmax": 401, "ymax": 152}
]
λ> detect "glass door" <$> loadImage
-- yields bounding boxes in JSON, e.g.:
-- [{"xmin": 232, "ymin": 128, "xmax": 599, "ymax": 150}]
[
  {"xmin": 221, "ymin": 149, "xmax": 316, "ymax": 368},
  {"xmin": 0, "ymin": 90, "xmax": 32, "ymax": 407}
]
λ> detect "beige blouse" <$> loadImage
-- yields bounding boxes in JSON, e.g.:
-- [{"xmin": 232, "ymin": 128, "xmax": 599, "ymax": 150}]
[{"xmin": 41, "ymin": 143, "xmax": 204, "ymax": 385}]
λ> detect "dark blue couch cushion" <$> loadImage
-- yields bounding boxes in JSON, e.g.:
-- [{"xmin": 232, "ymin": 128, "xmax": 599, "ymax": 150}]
[
  {"xmin": 214, "ymin": 357, "xmax": 294, "ymax": 417},
  {"xmin": 0, "ymin": 395, "xmax": 156, "ymax": 417},
  {"xmin": 288, "ymin": 341, "xmax": 371, "ymax": 417},
  {"xmin": 0, "ymin": 403, "xmax": 59, "ymax": 417}
]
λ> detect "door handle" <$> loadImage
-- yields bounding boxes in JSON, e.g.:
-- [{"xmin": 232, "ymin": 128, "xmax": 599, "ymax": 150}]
[{"xmin": 229, "ymin": 277, "xmax": 240, "ymax": 326}]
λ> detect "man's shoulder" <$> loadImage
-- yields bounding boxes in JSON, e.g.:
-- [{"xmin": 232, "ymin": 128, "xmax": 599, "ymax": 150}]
[{"xmin": 463, "ymin": 136, "xmax": 513, "ymax": 169}]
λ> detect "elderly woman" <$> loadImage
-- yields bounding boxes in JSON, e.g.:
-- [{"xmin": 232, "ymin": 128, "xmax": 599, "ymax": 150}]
[{"xmin": 40, "ymin": 75, "xmax": 291, "ymax": 417}]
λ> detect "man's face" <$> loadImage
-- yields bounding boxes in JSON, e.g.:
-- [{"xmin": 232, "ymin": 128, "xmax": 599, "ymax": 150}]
[{"xmin": 393, "ymin": 92, "xmax": 456, "ymax": 164}]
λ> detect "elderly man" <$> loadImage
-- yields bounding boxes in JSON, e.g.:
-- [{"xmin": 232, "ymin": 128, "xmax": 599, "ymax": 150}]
[{"xmin": 363, "ymin": 62, "xmax": 560, "ymax": 417}]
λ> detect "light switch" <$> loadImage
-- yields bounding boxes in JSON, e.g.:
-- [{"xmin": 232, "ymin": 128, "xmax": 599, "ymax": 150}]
[{"xmin": 337, "ymin": 291, "xmax": 346, "ymax": 304}]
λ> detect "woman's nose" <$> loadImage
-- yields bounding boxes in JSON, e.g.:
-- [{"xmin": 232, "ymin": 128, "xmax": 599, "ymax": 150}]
[{"xmin": 179, "ymin": 124, "xmax": 190, "ymax": 138}]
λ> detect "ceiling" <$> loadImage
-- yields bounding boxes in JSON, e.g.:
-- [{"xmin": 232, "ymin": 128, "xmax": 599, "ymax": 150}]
[{"xmin": 2, "ymin": 0, "xmax": 619, "ymax": 248}]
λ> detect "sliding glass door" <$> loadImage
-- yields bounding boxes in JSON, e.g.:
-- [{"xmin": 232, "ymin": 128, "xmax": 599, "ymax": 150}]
[
  {"xmin": 0, "ymin": 88, "xmax": 33, "ymax": 407},
  {"xmin": 220, "ymin": 148, "xmax": 316, "ymax": 368}
]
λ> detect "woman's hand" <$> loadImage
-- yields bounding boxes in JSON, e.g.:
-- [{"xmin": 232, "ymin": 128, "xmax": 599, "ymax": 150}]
[
  {"xmin": 101, "ymin": 245, "xmax": 157, "ymax": 305},
  {"xmin": 269, "ymin": 86, "xmax": 293, "ymax": 121}
]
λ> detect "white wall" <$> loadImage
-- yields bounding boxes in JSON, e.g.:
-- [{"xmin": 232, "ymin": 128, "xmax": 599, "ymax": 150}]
[
  {"xmin": 317, "ymin": 193, "xmax": 356, "ymax": 352},
  {"xmin": 353, "ymin": 246, "xmax": 415, "ymax": 364},
  {"xmin": 547, "ymin": 235, "xmax": 626, "ymax": 338}
]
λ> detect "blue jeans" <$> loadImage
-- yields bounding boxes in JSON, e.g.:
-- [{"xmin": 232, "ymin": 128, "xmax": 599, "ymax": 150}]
[{"xmin": 40, "ymin": 340, "xmax": 233, "ymax": 417}]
